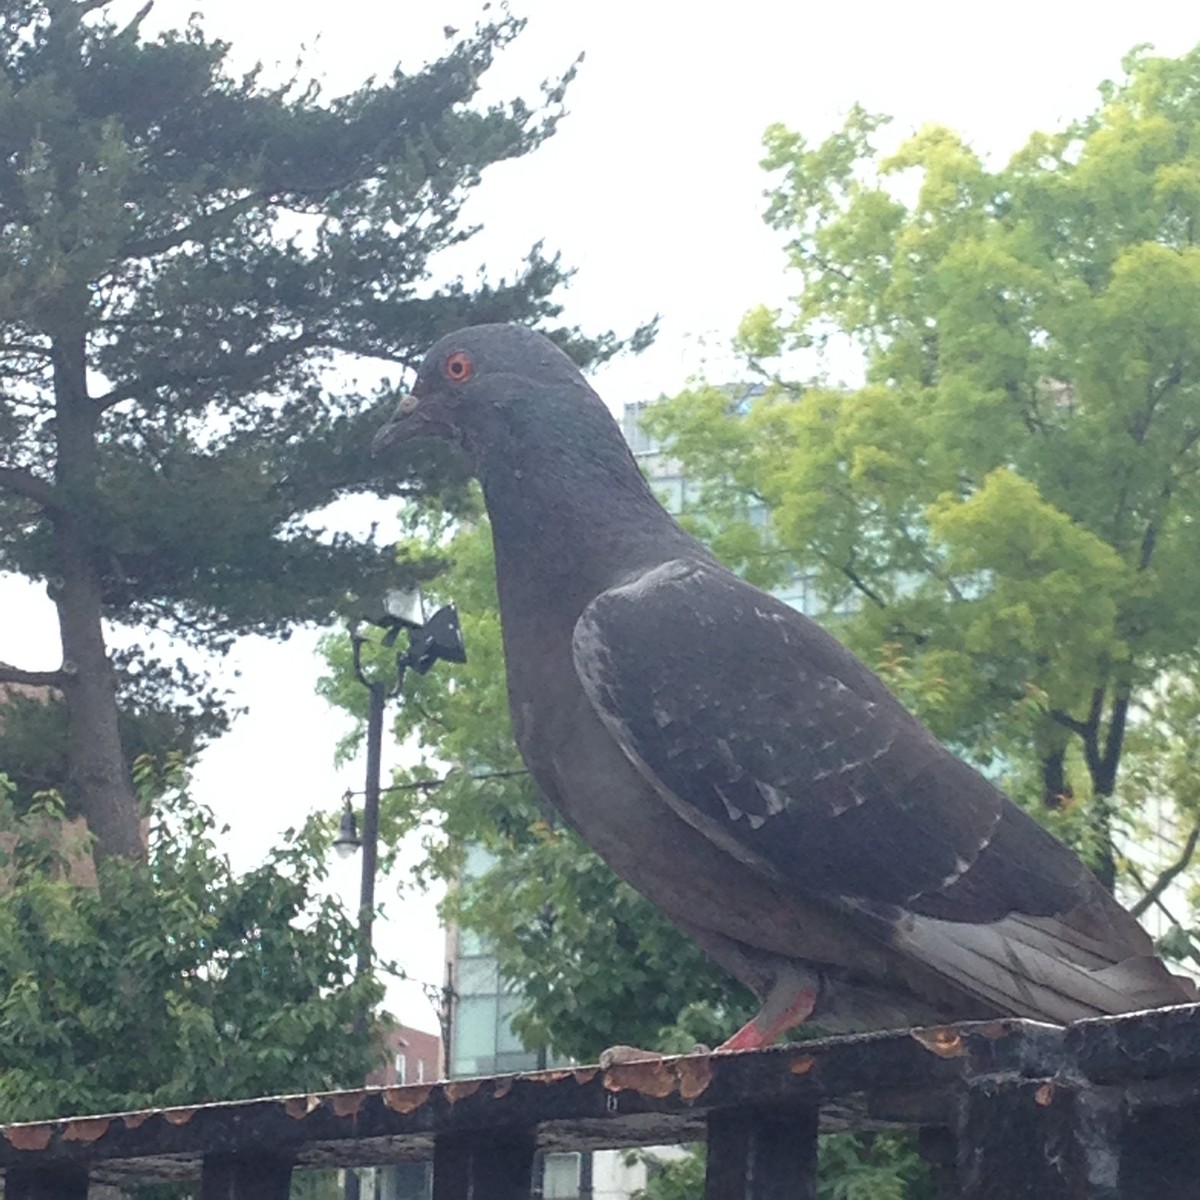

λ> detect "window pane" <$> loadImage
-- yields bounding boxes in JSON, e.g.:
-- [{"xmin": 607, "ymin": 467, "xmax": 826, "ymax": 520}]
[
  {"xmin": 388, "ymin": 1162, "xmax": 431, "ymax": 1200},
  {"xmin": 463, "ymin": 844, "xmax": 495, "ymax": 880},
  {"xmin": 451, "ymin": 1053, "xmax": 483, "ymax": 1077},
  {"xmin": 543, "ymin": 1152, "xmax": 581, "ymax": 1199},
  {"xmin": 456, "ymin": 955, "xmax": 499, "ymax": 996},
  {"xmin": 495, "ymin": 1049, "xmax": 543, "ymax": 1074},
  {"xmin": 457, "ymin": 925, "xmax": 486, "ymax": 957},
  {"xmin": 496, "ymin": 992, "xmax": 527, "ymax": 1054},
  {"xmin": 453, "ymin": 996, "xmax": 498, "ymax": 1060}
]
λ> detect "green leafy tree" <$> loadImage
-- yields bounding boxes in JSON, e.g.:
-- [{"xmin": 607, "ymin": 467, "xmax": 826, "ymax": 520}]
[
  {"xmin": 0, "ymin": 759, "xmax": 378, "ymax": 1121},
  {"xmin": 644, "ymin": 44, "xmax": 1200, "ymax": 906},
  {"xmin": 0, "ymin": 0, "xmax": 645, "ymax": 858}
]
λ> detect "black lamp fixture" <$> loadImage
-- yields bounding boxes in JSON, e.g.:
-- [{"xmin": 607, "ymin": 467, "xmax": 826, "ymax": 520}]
[
  {"xmin": 340, "ymin": 586, "xmax": 466, "ymax": 936},
  {"xmin": 333, "ymin": 793, "xmax": 361, "ymax": 859},
  {"xmin": 338, "ymin": 585, "xmax": 467, "ymax": 948}
]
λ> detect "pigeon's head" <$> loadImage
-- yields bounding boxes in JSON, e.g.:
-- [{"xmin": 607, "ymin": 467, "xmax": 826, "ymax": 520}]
[{"xmin": 372, "ymin": 323, "xmax": 590, "ymax": 462}]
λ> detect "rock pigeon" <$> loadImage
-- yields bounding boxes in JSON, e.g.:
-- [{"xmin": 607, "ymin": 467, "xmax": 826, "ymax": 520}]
[{"xmin": 373, "ymin": 323, "xmax": 1194, "ymax": 1047}]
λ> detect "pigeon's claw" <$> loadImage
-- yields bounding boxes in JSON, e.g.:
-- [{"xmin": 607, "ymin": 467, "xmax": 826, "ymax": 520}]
[
  {"xmin": 598, "ymin": 1045, "xmax": 664, "ymax": 1069},
  {"xmin": 598, "ymin": 1043, "xmax": 712, "ymax": 1068},
  {"xmin": 717, "ymin": 985, "xmax": 817, "ymax": 1053}
]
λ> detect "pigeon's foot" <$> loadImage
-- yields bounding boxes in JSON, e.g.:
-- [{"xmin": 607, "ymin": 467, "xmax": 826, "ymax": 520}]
[
  {"xmin": 716, "ymin": 984, "xmax": 817, "ymax": 1053},
  {"xmin": 598, "ymin": 1043, "xmax": 712, "ymax": 1068},
  {"xmin": 598, "ymin": 1045, "xmax": 663, "ymax": 1068}
]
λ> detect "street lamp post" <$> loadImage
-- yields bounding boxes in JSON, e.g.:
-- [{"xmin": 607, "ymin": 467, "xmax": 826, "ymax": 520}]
[{"xmin": 338, "ymin": 589, "xmax": 465, "ymax": 1200}]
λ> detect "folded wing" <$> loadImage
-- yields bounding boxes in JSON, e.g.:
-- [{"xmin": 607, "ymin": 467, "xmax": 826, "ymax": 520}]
[{"xmin": 572, "ymin": 558, "xmax": 1192, "ymax": 1022}]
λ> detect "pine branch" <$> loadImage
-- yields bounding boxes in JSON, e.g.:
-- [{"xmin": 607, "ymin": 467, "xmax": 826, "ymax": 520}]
[
  {"xmin": 119, "ymin": 194, "xmax": 259, "ymax": 260},
  {"xmin": 0, "ymin": 465, "xmax": 61, "ymax": 511},
  {"xmin": 93, "ymin": 334, "xmax": 318, "ymax": 411},
  {"xmin": 0, "ymin": 662, "xmax": 69, "ymax": 689},
  {"xmin": 116, "ymin": 0, "xmax": 154, "ymax": 39}
]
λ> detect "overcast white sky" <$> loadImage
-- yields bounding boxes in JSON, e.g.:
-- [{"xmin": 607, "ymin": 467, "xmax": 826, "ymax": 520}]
[{"xmin": 0, "ymin": 0, "xmax": 1195, "ymax": 1029}]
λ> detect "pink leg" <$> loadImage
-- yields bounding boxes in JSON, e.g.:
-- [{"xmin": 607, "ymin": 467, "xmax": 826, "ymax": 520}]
[{"xmin": 716, "ymin": 985, "xmax": 817, "ymax": 1053}]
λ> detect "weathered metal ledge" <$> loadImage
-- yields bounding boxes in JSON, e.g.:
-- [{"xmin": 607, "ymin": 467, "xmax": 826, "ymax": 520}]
[{"xmin": 2, "ymin": 1005, "xmax": 1199, "ymax": 1198}]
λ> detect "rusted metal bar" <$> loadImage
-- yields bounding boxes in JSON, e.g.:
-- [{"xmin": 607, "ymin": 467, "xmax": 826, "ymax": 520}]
[
  {"xmin": 705, "ymin": 1103, "xmax": 818, "ymax": 1200},
  {"xmin": 2, "ymin": 1163, "xmax": 89, "ymax": 1199},
  {"xmin": 0, "ymin": 1012, "xmax": 1193, "ymax": 1192},
  {"xmin": 915, "ymin": 1126, "xmax": 956, "ymax": 1200},
  {"xmin": 432, "ymin": 1128, "xmax": 536, "ymax": 1200},
  {"xmin": 1067, "ymin": 1003, "xmax": 1200, "ymax": 1200},
  {"xmin": 1117, "ymin": 1095, "xmax": 1200, "ymax": 1200},
  {"xmin": 954, "ymin": 1079, "xmax": 1084, "ymax": 1199},
  {"xmin": 199, "ymin": 1151, "xmax": 293, "ymax": 1200}
]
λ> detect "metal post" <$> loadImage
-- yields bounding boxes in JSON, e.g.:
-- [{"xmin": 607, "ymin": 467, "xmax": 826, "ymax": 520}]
[
  {"xmin": 342, "ymin": 599, "xmax": 462, "ymax": 1200},
  {"xmin": 954, "ymin": 1080, "xmax": 1085, "ymax": 1199},
  {"xmin": 705, "ymin": 1104, "xmax": 818, "ymax": 1200},
  {"xmin": 3, "ymin": 1165, "xmax": 89, "ymax": 1200},
  {"xmin": 432, "ymin": 1130, "xmax": 536, "ymax": 1200},
  {"xmin": 200, "ymin": 1154, "xmax": 294, "ymax": 1200},
  {"xmin": 343, "ymin": 679, "xmax": 386, "ymax": 1200},
  {"xmin": 357, "ymin": 679, "xmax": 386, "ymax": 984}
]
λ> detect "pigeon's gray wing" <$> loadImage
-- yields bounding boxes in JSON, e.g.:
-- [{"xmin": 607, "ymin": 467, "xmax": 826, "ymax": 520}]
[{"xmin": 572, "ymin": 558, "xmax": 1190, "ymax": 1021}]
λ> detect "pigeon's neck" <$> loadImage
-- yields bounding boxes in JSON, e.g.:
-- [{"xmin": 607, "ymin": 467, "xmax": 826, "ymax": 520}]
[{"xmin": 476, "ymin": 396, "xmax": 703, "ymax": 626}]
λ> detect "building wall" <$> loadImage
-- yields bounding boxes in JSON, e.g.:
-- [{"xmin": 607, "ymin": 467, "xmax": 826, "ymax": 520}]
[{"xmin": 367, "ymin": 1023, "xmax": 441, "ymax": 1088}]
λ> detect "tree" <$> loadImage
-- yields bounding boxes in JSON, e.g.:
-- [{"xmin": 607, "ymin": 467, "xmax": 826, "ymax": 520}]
[
  {"xmin": 644, "ymin": 44, "xmax": 1200, "ymax": 905},
  {"xmin": 0, "ymin": 758, "xmax": 378, "ymax": 1121},
  {"xmin": 0, "ymin": 0, "xmax": 646, "ymax": 858}
]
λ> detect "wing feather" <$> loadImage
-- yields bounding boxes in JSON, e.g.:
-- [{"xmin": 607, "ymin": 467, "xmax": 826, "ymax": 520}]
[{"xmin": 572, "ymin": 558, "xmax": 1193, "ymax": 1019}]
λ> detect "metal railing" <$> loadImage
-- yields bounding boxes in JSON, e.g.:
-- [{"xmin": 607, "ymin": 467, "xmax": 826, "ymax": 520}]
[{"xmin": 3, "ymin": 1003, "xmax": 1199, "ymax": 1198}]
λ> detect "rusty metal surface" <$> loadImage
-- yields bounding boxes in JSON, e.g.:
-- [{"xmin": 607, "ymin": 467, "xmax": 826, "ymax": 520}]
[
  {"xmin": 0, "ymin": 1019, "xmax": 1072, "ymax": 1184},
  {"xmin": 1066, "ymin": 1002, "xmax": 1200, "ymax": 1085}
]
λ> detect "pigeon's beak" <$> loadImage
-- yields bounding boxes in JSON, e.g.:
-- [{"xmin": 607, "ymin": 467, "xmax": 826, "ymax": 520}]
[{"xmin": 371, "ymin": 393, "xmax": 427, "ymax": 458}]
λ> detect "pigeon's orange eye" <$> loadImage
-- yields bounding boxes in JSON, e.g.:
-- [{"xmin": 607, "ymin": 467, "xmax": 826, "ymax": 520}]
[{"xmin": 444, "ymin": 351, "xmax": 474, "ymax": 383}]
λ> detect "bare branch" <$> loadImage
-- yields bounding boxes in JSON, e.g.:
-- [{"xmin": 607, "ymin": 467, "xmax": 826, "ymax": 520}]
[
  {"xmin": 0, "ymin": 662, "xmax": 69, "ymax": 689},
  {"xmin": 1048, "ymin": 708, "xmax": 1090, "ymax": 737},
  {"xmin": 838, "ymin": 561, "xmax": 888, "ymax": 609},
  {"xmin": 342, "ymin": 768, "xmax": 531, "ymax": 799},
  {"xmin": 1129, "ymin": 822, "xmax": 1200, "ymax": 919}
]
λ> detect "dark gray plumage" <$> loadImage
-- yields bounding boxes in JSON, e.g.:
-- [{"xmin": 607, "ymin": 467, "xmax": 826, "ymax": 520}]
[{"xmin": 374, "ymin": 323, "xmax": 1194, "ymax": 1044}]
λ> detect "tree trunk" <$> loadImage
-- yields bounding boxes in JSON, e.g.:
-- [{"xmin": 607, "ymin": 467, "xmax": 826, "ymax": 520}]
[{"xmin": 51, "ymin": 326, "xmax": 143, "ymax": 861}]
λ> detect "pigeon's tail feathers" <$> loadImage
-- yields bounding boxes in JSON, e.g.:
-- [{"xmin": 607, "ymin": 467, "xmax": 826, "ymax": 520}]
[{"xmin": 890, "ymin": 907, "xmax": 1196, "ymax": 1024}]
